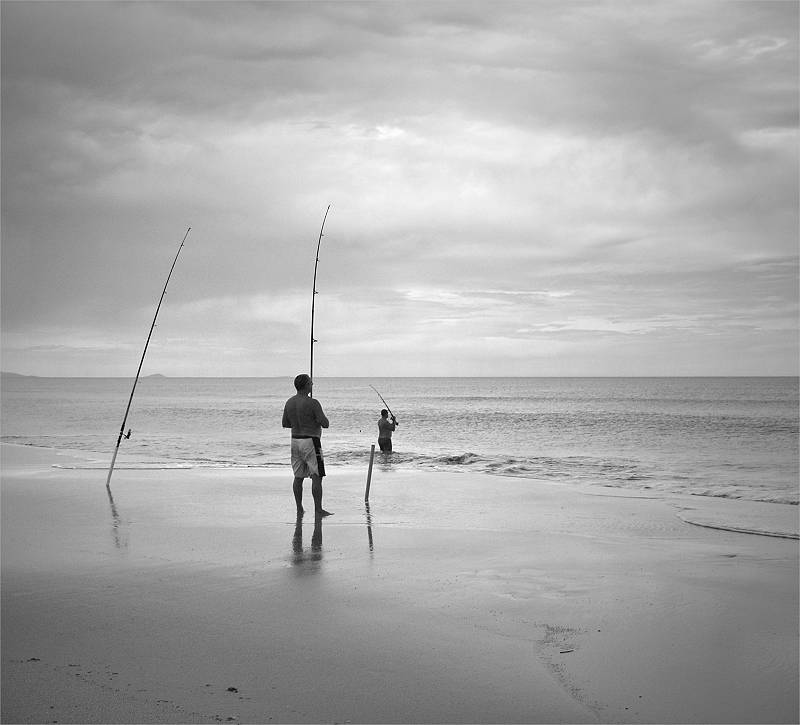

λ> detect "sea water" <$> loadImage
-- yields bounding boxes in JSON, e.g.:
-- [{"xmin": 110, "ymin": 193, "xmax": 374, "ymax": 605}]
[{"xmin": 1, "ymin": 376, "xmax": 797, "ymax": 505}]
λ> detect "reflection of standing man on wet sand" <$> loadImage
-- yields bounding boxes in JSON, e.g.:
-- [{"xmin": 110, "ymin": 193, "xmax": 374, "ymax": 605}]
[
  {"xmin": 282, "ymin": 374, "xmax": 332, "ymax": 517},
  {"xmin": 291, "ymin": 513, "xmax": 323, "ymax": 569}
]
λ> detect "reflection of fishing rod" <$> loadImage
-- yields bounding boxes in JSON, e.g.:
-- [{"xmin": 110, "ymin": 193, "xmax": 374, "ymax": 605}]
[
  {"xmin": 105, "ymin": 484, "xmax": 126, "ymax": 549},
  {"xmin": 370, "ymin": 385, "xmax": 396, "ymax": 419},
  {"xmin": 309, "ymin": 205, "xmax": 330, "ymax": 397},
  {"xmin": 105, "ymin": 228, "xmax": 190, "ymax": 488}
]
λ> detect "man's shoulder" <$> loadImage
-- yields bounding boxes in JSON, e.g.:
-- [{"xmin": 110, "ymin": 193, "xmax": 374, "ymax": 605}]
[{"xmin": 290, "ymin": 393, "xmax": 321, "ymax": 408}]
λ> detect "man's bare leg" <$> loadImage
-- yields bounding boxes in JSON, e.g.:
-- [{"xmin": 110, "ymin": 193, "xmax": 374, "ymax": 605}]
[
  {"xmin": 311, "ymin": 474, "xmax": 332, "ymax": 516},
  {"xmin": 293, "ymin": 477, "xmax": 305, "ymax": 514}
]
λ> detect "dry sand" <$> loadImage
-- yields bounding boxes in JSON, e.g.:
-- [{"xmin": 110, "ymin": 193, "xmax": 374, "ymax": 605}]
[{"xmin": 1, "ymin": 442, "xmax": 798, "ymax": 724}]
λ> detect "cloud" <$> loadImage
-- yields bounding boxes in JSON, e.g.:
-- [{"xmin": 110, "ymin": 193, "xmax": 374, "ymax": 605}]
[{"xmin": 1, "ymin": 1, "xmax": 797, "ymax": 376}]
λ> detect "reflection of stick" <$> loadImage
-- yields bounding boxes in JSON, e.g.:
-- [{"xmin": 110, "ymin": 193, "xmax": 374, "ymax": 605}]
[
  {"xmin": 309, "ymin": 205, "xmax": 330, "ymax": 396},
  {"xmin": 106, "ymin": 228, "xmax": 190, "ymax": 489},
  {"xmin": 370, "ymin": 385, "xmax": 395, "ymax": 418},
  {"xmin": 365, "ymin": 502, "xmax": 374, "ymax": 553},
  {"xmin": 365, "ymin": 444, "xmax": 375, "ymax": 501}
]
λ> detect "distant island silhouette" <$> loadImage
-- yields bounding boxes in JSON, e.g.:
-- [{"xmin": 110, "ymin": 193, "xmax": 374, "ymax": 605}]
[{"xmin": 1, "ymin": 372, "xmax": 168, "ymax": 378}]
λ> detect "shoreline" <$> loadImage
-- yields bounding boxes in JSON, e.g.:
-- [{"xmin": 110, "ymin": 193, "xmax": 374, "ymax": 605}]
[
  {"xmin": 6, "ymin": 440, "xmax": 799, "ymax": 534},
  {"xmin": 2, "ymin": 442, "xmax": 798, "ymax": 723}
]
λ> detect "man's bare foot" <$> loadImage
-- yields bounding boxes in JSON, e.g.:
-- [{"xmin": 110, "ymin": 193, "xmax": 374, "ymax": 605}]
[{"xmin": 315, "ymin": 508, "xmax": 333, "ymax": 517}]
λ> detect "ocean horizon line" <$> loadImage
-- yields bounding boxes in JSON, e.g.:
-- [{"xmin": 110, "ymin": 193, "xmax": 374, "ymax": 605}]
[{"xmin": 2, "ymin": 372, "xmax": 798, "ymax": 380}]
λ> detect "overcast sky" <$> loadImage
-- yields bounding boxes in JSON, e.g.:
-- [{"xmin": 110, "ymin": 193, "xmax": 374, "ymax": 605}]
[{"xmin": 2, "ymin": 1, "xmax": 797, "ymax": 377}]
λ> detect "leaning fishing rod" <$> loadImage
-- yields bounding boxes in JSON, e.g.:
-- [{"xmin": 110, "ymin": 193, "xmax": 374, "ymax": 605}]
[
  {"xmin": 309, "ymin": 205, "xmax": 330, "ymax": 396},
  {"xmin": 105, "ymin": 227, "xmax": 190, "ymax": 488},
  {"xmin": 370, "ymin": 385, "xmax": 396, "ymax": 419}
]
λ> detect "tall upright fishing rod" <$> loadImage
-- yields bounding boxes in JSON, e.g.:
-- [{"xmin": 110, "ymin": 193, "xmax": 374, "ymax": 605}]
[
  {"xmin": 309, "ymin": 205, "xmax": 330, "ymax": 396},
  {"xmin": 106, "ymin": 227, "xmax": 190, "ymax": 488}
]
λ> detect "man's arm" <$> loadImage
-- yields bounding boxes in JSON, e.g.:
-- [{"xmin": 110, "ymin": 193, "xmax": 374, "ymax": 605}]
[
  {"xmin": 312, "ymin": 399, "xmax": 330, "ymax": 429},
  {"xmin": 282, "ymin": 400, "xmax": 292, "ymax": 429}
]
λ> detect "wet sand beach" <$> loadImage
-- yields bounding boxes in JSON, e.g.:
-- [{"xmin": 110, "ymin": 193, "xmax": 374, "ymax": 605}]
[{"xmin": 2, "ymin": 442, "xmax": 798, "ymax": 724}]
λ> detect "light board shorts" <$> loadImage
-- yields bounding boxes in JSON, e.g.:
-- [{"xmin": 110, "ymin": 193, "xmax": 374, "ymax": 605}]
[{"xmin": 291, "ymin": 436, "xmax": 326, "ymax": 478}]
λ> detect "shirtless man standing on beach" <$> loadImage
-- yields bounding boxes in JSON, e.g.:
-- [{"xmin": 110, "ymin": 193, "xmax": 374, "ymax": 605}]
[{"xmin": 282, "ymin": 374, "xmax": 331, "ymax": 517}]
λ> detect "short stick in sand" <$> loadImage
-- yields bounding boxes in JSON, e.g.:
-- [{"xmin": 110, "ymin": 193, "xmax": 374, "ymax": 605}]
[{"xmin": 365, "ymin": 444, "xmax": 375, "ymax": 501}]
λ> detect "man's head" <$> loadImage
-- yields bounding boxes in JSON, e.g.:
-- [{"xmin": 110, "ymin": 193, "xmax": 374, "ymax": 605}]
[
  {"xmin": 294, "ymin": 374, "xmax": 311, "ymax": 392},
  {"xmin": 381, "ymin": 409, "xmax": 388, "ymax": 418}
]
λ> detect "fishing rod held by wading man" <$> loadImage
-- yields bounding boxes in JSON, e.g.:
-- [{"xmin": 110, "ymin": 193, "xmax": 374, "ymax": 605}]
[{"xmin": 371, "ymin": 385, "xmax": 400, "ymax": 453}]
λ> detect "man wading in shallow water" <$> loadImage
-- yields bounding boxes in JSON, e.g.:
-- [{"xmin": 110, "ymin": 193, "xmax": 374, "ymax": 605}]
[
  {"xmin": 377, "ymin": 409, "xmax": 399, "ymax": 453},
  {"xmin": 282, "ymin": 374, "xmax": 332, "ymax": 517}
]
